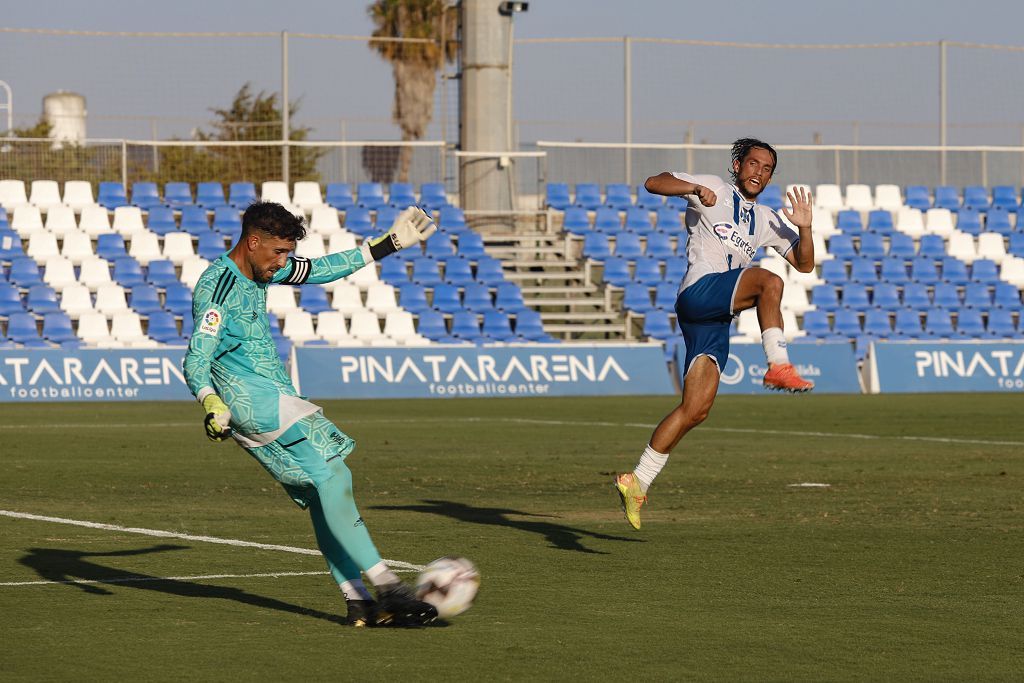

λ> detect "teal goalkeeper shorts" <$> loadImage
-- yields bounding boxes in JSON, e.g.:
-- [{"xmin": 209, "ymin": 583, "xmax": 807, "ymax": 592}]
[{"xmin": 243, "ymin": 411, "xmax": 356, "ymax": 509}]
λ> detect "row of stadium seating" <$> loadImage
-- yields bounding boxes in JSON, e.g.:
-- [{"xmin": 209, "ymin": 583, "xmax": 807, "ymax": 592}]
[
  {"xmin": 547, "ymin": 182, "xmax": 1024, "ymax": 213},
  {"xmin": 0, "ymin": 179, "xmax": 452, "ymax": 213}
]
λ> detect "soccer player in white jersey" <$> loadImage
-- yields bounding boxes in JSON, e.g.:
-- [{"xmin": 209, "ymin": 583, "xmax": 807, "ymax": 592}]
[{"xmin": 614, "ymin": 138, "xmax": 816, "ymax": 529}]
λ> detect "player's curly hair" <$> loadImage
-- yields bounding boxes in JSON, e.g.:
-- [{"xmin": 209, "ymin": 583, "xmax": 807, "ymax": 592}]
[
  {"xmin": 730, "ymin": 138, "xmax": 778, "ymax": 182},
  {"xmin": 241, "ymin": 201, "xmax": 307, "ymax": 241}
]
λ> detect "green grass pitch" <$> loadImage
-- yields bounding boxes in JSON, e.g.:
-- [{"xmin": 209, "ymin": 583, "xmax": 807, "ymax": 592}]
[{"xmin": 2, "ymin": 394, "xmax": 1022, "ymax": 681}]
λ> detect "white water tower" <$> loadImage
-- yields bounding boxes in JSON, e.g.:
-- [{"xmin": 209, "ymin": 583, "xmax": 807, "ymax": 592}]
[{"xmin": 43, "ymin": 91, "xmax": 86, "ymax": 147}]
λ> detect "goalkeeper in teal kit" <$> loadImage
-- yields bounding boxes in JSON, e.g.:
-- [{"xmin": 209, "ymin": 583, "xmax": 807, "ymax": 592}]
[{"xmin": 183, "ymin": 201, "xmax": 437, "ymax": 627}]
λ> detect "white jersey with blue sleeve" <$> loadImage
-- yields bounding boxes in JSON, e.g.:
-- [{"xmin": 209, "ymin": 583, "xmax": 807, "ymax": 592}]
[{"xmin": 671, "ymin": 172, "xmax": 799, "ymax": 292}]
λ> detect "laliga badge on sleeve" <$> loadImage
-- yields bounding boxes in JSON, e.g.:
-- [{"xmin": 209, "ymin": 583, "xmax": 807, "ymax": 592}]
[{"xmin": 199, "ymin": 308, "xmax": 223, "ymax": 336}]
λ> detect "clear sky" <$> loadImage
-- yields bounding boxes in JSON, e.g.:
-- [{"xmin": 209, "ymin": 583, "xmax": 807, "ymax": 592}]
[{"xmin": 2, "ymin": 0, "xmax": 1023, "ymax": 145}]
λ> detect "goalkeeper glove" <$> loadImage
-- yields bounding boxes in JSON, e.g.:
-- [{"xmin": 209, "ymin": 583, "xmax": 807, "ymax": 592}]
[
  {"xmin": 364, "ymin": 206, "xmax": 437, "ymax": 261},
  {"xmin": 202, "ymin": 394, "xmax": 233, "ymax": 442}
]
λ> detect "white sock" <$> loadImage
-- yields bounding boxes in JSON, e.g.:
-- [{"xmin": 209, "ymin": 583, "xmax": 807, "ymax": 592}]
[
  {"xmin": 365, "ymin": 561, "xmax": 400, "ymax": 587},
  {"xmin": 340, "ymin": 579, "xmax": 373, "ymax": 601},
  {"xmin": 761, "ymin": 327, "xmax": 790, "ymax": 366},
  {"xmin": 633, "ymin": 444, "xmax": 669, "ymax": 493}
]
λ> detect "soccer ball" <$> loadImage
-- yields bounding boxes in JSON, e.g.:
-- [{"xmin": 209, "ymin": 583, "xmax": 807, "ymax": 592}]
[{"xmin": 415, "ymin": 556, "xmax": 480, "ymax": 618}]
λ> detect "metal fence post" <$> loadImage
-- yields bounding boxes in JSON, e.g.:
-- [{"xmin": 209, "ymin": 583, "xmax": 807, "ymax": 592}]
[
  {"xmin": 121, "ymin": 139, "xmax": 128, "ymax": 189},
  {"xmin": 282, "ymin": 30, "xmax": 290, "ymax": 186},
  {"xmin": 624, "ymin": 36, "xmax": 632, "ymax": 187},
  {"xmin": 939, "ymin": 39, "xmax": 947, "ymax": 185}
]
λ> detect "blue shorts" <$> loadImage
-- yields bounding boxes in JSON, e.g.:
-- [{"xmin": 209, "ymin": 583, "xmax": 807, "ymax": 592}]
[{"xmin": 674, "ymin": 269, "xmax": 745, "ymax": 375}]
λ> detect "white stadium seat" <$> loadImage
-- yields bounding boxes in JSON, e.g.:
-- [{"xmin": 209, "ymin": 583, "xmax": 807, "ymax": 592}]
[
  {"xmin": 977, "ymin": 232, "xmax": 1007, "ymax": 265},
  {"xmin": 782, "ymin": 309, "xmax": 804, "ymax": 341},
  {"xmin": 947, "ymin": 231, "xmax": 978, "ymax": 264},
  {"xmin": 328, "ymin": 231, "xmax": 358, "ymax": 253},
  {"xmin": 77, "ymin": 311, "xmax": 117, "ymax": 347},
  {"xmin": 924, "ymin": 208, "xmax": 954, "ymax": 236},
  {"xmin": 60, "ymin": 231, "xmax": 95, "ymax": 266},
  {"xmin": 874, "ymin": 184, "xmax": 903, "ymax": 212},
  {"xmin": 330, "ymin": 282, "xmax": 365, "ymax": 314},
  {"xmin": 260, "ymin": 181, "xmax": 291, "ymax": 205},
  {"xmin": 112, "ymin": 206, "xmax": 146, "ymax": 236},
  {"xmin": 29, "ymin": 180, "xmax": 62, "ymax": 210},
  {"xmin": 162, "ymin": 232, "xmax": 196, "ymax": 265},
  {"xmin": 179, "ymin": 257, "xmax": 210, "ymax": 290},
  {"xmin": 27, "ymin": 231, "xmax": 60, "ymax": 264},
  {"xmin": 0, "ymin": 180, "xmax": 28, "ymax": 211},
  {"xmin": 813, "ymin": 184, "xmax": 843, "ymax": 213},
  {"xmin": 79, "ymin": 205, "xmax": 113, "ymax": 237},
  {"xmin": 62, "ymin": 180, "xmax": 96, "ymax": 212},
  {"xmin": 283, "ymin": 310, "xmax": 320, "ymax": 344},
  {"xmin": 735, "ymin": 308, "xmax": 761, "ymax": 342},
  {"xmin": 111, "ymin": 311, "xmax": 155, "ymax": 347},
  {"xmin": 292, "ymin": 181, "xmax": 324, "ymax": 212},
  {"xmin": 12, "ymin": 205, "xmax": 44, "ymax": 236},
  {"xmin": 999, "ymin": 256, "xmax": 1024, "ymax": 287},
  {"xmin": 295, "ymin": 234, "xmax": 326, "ymax": 260},
  {"xmin": 128, "ymin": 231, "xmax": 162, "ymax": 266},
  {"xmin": 384, "ymin": 310, "xmax": 429, "ymax": 346},
  {"xmin": 895, "ymin": 207, "xmax": 925, "ymax": 237},
  {"xmin": 59, "ymin": 283, "xmax": 95, "ymax": 318},
  {"xmin": 78, "ymin": 257, "xmax": 113, "ymax": 291},
  {"xmin": 346, "ymin": 260, "xmax": 379, "ymax": 290},
  {"xmin": 42, "ymin": 256, "xmax": 77, "ymax": 292},
  {"xmin": 310, "ymin": 206, "xmax": 342, "ymax": 235},
  {"xmin": 266, "ymin": 285, "xmax": 299, "ymax": 315},
  {"xmin": 781, "ymin": 281, "xmax": 812, "ymax": 315},
  {"xmin": 364, "ymin": 282, "xmax": 399, "ymax": 314},
  {"xmin": 316, "ymin": 311, "xmax": 354, "ymax": 344},
  {"xmin": 348, "ymin": 310, "xmax": 387, "ymax": 344},
  {"xmin": 95, "ymin": 283, "xmax": 129, "ymax": 315},
  {"xmin": 843, "ymin": 184, "xmax": 874, "ymax": 212},
  {"xmin": 44, "ymin": 205, "xmax": 79, "ymax": 238}
]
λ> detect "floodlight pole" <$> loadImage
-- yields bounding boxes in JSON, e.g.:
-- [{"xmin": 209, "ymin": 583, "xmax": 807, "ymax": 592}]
[
  {"xmin": 282, "ymin": 30, "xmax": 290, "ymax": 186},
  {"xmin": 0, "ymin": 81, "xmax": 12, "ymax": 135},
  {"xmin": 939, "ymin": 39, "xmax": 947, "ymax": 185}
]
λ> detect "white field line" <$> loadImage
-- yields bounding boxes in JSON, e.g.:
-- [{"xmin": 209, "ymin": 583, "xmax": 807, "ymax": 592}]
[
  {"xmin": 0, "ymin": 416, "xmax": 1019, "ymax": 447},
  {"xmin": 0, "ymin": 571, "xmax": 329, "ymax": 587}
]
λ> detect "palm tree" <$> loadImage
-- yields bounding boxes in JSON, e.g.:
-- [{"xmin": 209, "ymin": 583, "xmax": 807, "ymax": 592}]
[{"xmin": 368, "ymin": 0, "xmax": 458, "ymax": 182}]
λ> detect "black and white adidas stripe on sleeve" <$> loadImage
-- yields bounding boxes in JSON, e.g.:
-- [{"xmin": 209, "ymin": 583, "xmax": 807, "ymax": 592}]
[{"xmin": 279, "ymin": 256, "xmax": 312, "ymax": 285}]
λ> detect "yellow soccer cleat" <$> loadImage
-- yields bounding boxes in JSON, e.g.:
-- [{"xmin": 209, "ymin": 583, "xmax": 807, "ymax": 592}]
[{"xmin": 613, "ymin": 472, "xmax": 647, "ymax": 530}]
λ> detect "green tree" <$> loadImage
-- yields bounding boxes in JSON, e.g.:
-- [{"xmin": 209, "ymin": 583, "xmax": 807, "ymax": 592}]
[{"xmin": 368, "ymin": 0, "xmax": 458, "ymax": 182}]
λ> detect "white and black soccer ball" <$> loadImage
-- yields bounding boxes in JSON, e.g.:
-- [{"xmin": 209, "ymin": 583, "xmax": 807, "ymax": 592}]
[{"xmin": 415, "ymin": 556, "xmax": 480, "ymax": 619}]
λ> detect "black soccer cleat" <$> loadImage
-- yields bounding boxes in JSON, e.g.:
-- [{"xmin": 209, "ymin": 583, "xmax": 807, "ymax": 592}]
[
  {"xmin": 344, "ymin": 600, "xmax": 378, "ymax": 628},
  {"xmin": 374, "ymin": 582, "xmax": 438, "ymax": 627}
]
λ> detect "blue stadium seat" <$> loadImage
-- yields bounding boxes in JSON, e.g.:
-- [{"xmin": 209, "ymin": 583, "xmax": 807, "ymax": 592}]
[
  {"xmin": 820, "ymin": 259, "xmax": 848, "ymax": 283},
  {"xmin": 801, "ymin": 310, "xmax": 832, "ymax": 338},
  {"xmin": 197, "ymin": 232, "xmax": 227, "ymax": 261},
  {"xmin": 956, "ymin": 309, "xmax": 986, "ymax": 339},
  {"xmin": 601, "ymin": 257, "xmax": 631, "ymax": 287},
  {"xmin": 654, "ymin": 282, "xmax": 677, "ymax": 310},
  {"xmin": 994, "ymin": 282, "xmax": 1021, "ymax": 308},
  {"xmin": 811, "ymin": 285, "xmax": 840, "ymax": 311},
  {"xmin": 859, "ymin": 233, "xmax": 887, "ymax": 259},
  {"xmin": 605, "ymin": 183, "xmax": 633, "ymax": 210},
  {"xmin": 837, "ymin": 210, "xmax": 863, "ymax": 233},
  {"xmin": 474, "ymin": 257, "xmax": 505, "ymax": 285},
  {"xmin": 828, "ymin": 234, "xmax": 856, "ymax": 260},
  {"xmin": 146, "ymin": 259, "xmax": 179, "ymax": 288},
  {"xmin": 992, "ymin": 186, "xmax": 1019, "ymax": 212},
  {"xmin": 759, "ymin": 185, "xmax": 784, "ymax": 211},
  {"xmin": 905, "ymin": 185, "xmax": 930, "ymax": 212},
  {"xmin": 910, "ymin": 257, "xmax": 940, "ymax": 284},
  {"xmin": 325, "ymin": 183, "xmax": 355, "ymax": 210},
  {"xmin": 213, "ymin": 207, "xmax": 242, "ymax": 236},
  {"xmin": 164, "ymin": 283, "xmax": 192, "ymax": 317},
  {"xmin": 645, "ymin": 232, "xmax": 674, "ymax": 259},
  {"xmin": 411, "ymin": 259, "xmax": 443, "ymax": 286},
  {"xmin": 613, "ymin": 232, "xmax": 643, "ymax": 259},
  {"xmin": 164, "ymin": 182, "xmax": 193, "ymax": 207},
  {"xmin": 196, "ymin": 182, "xmax": 226, "ymax": 209},
  {"xmin": 880, "ymin": 257, "xmax": 910, "ymax": 284},
  {"xmin": 642, "ymin": 311, "xmax": 676, "ymax": 340},
  {"xmin": 0, "ymin": 283, "xmax": 24, "ymax": 315},
  {"xmin": 1010, "ymin": 233, "xmax": 1024, "ymax": 258},
  {"xmin": 495, "ymin": 282, "xmax": 527, "ymax": 312},
  {"xmin": 903, "ymin": 283, "xmax": 932, "ymax": 310},
  {"xmin": 664, "ymin": 257, "xmax": 687, "ymax": 283},
  {"xmin": 654, "ymin": 207, "xmax": 683, "ymax": 234},
  {"xmin": 416, "ymin": 309, "xmax": 452, "ymax": 342},
  {"xmin": 933, "ymin": 283, "xmax": 961, "ymax": 310},
  {"xmin": 894, "ymin": 308, "xmax": 924, "ymax": 338},
  {"xmin": 624, "ymin": 207, "xmax": 653, "ymax": 233},
  {"xmin": 963, "ymin": 283, "xmax": 993, "ymax": 309},
  {"xmin": 455, "ymin": 232, "xmax": 486, "ymax": 260},
  {"xmin": 956, "ymin": 209, "xmax": 982, "ymax": 236},
  {"xmin": 962, "ymin": 185, "xmax": 990, "ymax": 212},
  {"xmin": 867, "ymin": 210, "xmax": 894, "ymax": 234},
  {"xmin": 451, "ymin": 310, "xmax": 484, "ymax": 343},
  {"xmin": 388, "ymin": 182, "xmax": 417, "ymax": 208},
  {"xmin": 344, "ymin": 207, "xmax": 374, "ymax": 237},
  {"xmin": 850, "ymin": 258, "xmax": 878, "ymax": 285},
  {"xmin": 970, "ymin": 259, "xmax": 1000, "ymax": 284},
  {"xmin": 396, "ymin": 283, "xmax": 430, "ymax": 314},
  {"xmin": 987, "ymin": 308, "xmax": 1018, "ymax": 338},
  {"xmin": 917, "ymin": 235, "xmax": 946, "ymax": 260},
  {"xmin": 463, "ymin": 282, "xmax": 494, "ymax": 312},
  {"xmin": 229, "ymin": 182, "xmax": 258, "ymax": 209},
  {"xmin": 635, "ymin": 184, "xmax": 663, "ymax": 209},
  {"xmin": 0, "ymin": 228, "xmax": 23, "ymax": 260},
  {"xmin": 482, "ymin": 310, "xmax": 517, "ymax": 342},
  {"xmin": 934, "ymin": 186, "xmax": 960, "ymax": 212},
  {"xmin": 925, "ymin": 308, "xmax": 956, "ymax": 338},
  {"xmin": 299, "ymin": 286, "xmax": 332, "ymax": 315},
  {"xmin": 379, "ymin": 256, "xmax": 409, "ymax": 284},
  {"xmin": 431, "ymin": 283, "xmax": 462, "ymax": 314},
  {"xmin": 842, "ymin": 283, "xmax": 872, "ymax": 311},
  {"xmin": 888, "ymin": 234, "xmax": 916, "ymax": 260},
  {"xmin": 562, "ymin": 207, "xmax": 591, "ymax": 236},
  {"xmin": 42, "ymin": 312, "xmax": 78, "ymax": 344},
  {"xmin": 985, "ymin": 209, "xmax": 1013, "ymax": 236},
  {"xmin": 129, "ymin": 182, "xmax": 159, "ymax": 210},
  {"xmin": 26, "ymin": 285, "xmax": 60, "ymax": 314},
  {"xmin": 443, "ymin": 258, "xmax": 474, "ymax": 286},
  {"xmin": 375, "ymin": 206, "xmax": 400, "ymax": 232},
  {"xmin": 9, "ymin": 256, "xmax": 43, "ymax": 288},
  {"xmin": 425, "ymin": 232, "xmax": 455, "ymax": 259},
  {"xmin": 7, "ymin": 312, "xmax": 47, "ymax": 347},
  {"xmin": 623, "ymin": 283, "xmax": 654, "ymax": 313},
  {"xmin": 633, "ymin": 257, "xmax": 662, "ymax": 285},
  {"xmin": 593, "ymin": 207, "xmax": 621, "ymax": 233},
  {"xmin": 833, "ymin": 309, "xmax": 862, "ymax": 338},
  {"xmin": 872, "ymin": 282, "xmax": 901, "ymax": 310},
  {"xmin": 513, "ymin": 308, "xmax": 554, "ymax": 342},
  {"xmin": 147, "ymin": 311, "xmax": 186, "ymax": 345},
  {"xmin": 357, "ymin": 183, "xmax": 386, "ymax": 210},
  {"xmin": 439, "ymin": 206, "xmax": 467, "ymax": 231},
  {"xmin": 97, "ymin": 233, "xmax": 129, "ymax": 261},
  {"xmin": 180, "ymin": 206, "xmax": 210, "ymax": 236},
  {"xmin": 546, "ymin": 183, "xmax": 571, "ymax": 210},
  {"xmin": 146, "ymin": 206, "xmax": 177, "ymax": 236},
  {"xmin": 940, "ymin": 257, "xmax": 970, "ymax": 286},
  {"xmin": 129, "ymin": 285, "xmax": 163, "ymax": 315},
  {"xmin": 863, "ymin": 309, "xmax": 893, "ymax": 338},
  {"xmin": 419, "ymin": 183, "xmax": 450, "ymax": 211},
  {"xmin": 574, "ymin": 183, "xmax": 602, "ymax": 210},
  {"xmin": 113, "ymin": 257, "xmax": 146, "ymax": 288}
]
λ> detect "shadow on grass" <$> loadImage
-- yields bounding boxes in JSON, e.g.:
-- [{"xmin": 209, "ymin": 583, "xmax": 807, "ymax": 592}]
[
  {"xmin": 370, "ymin": 499, "xmax": 644, "ymax": 555},
  {"xmin": 17, "ymin": 544, "xmax": 351, "ymax": 625}
]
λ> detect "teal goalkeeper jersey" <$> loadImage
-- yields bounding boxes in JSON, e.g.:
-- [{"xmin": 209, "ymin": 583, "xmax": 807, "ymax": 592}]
[{"xmin": 183, "ymin": 248, "xmax": 368, "ymax": 447}]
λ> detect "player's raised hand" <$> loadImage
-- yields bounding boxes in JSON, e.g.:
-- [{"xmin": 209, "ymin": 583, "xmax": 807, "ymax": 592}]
[
  {"xmin": 364, "ymin": 206, "xmax": 437, "ymax": 261},
  {"xmin": 692, "ymin": 185, "xmax": 717, "ymax": 207},
  {"xmin": 783, "ymin": 186, "xmax": 813, "ymax": 230}
]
